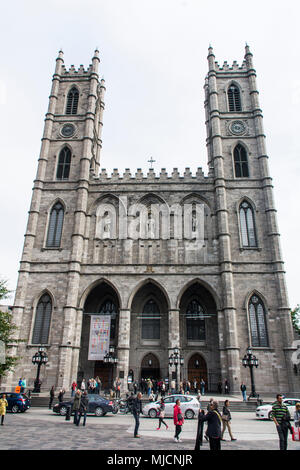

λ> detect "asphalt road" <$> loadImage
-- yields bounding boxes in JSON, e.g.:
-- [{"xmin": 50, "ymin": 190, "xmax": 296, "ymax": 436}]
[{"xmin": 0, "ymin": 407, "xmax": 299, "ymax": 451}]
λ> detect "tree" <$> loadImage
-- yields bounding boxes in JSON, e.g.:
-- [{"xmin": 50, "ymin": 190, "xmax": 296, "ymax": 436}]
[
  {"xmin": 291, "ymin": 305, "xmax": 300, "ymax": 335},
  {"xmin": 0, "ymin": 279, "xmax": 23, "ymax": 378}
]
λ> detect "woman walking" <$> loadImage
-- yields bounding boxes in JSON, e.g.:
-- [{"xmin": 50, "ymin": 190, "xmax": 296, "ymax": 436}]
[
  {"xmin": 0, "ymin": 394, "xmax": 8, "ymax": 425},
  {"xmin": 221, "ymin": 400, "xmax": 236, "ymax": 441},
  {"xmin": 173, "ymin": 398, "xmax": 184, "ymax": 442},
  {"xmin": 49, "ymin": 386, "xmax": 55, "ymax": 409},
  {"xmin": 73, "ymin": 389, "xmax": 82, "ymax": 426},
  {"xmin": 156, "ymin": 398, "xmax": 168, "ymax": 430}
]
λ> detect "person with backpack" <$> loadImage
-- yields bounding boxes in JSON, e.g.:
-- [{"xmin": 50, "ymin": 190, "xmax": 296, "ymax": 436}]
[
  {"xmin": 173, "ymin": 398, "xmax": 184, "ymax": 442},
  {"xmin": 156, "ymin": 398, "xmax": 168, "ymax": 431}
]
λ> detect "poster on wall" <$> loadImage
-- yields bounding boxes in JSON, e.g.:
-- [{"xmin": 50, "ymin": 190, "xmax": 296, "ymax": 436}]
[{"xmin": 88, "ymin": 315, "xmax": 111, "ymax": 360}]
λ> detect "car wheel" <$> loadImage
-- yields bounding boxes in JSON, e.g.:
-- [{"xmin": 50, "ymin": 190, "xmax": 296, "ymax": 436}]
[
  {"xmin": 185, "ymin": 409, "xmax": 195, "ymax": 419},
  {"xmin": 95, "ymin": 406, "xmax": 104, "ymax": 417},
  {"xmin": 60, "ymin": 406, "xmax": 67, "ymax": 416},
  {"xmin": 148, "ymin": 408, "xmax": 158, "ymax": 419},
  {"xmin": 11, "ymin": 405, "xmax": 19, "ymax": 413}
]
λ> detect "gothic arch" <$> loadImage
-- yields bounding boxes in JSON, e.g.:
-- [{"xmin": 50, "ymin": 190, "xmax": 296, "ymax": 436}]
[
  {"xmin": 244, "ymin": 289, "xmax": 269, "ymax": 311},
  {"xmin": 79, "ymin": 278, "xmax": 122, "ymax": 311},
  {"xmin": 176, "ymin": 278, "xmax": 221, "ymax": 311},
  {"xmin": 127, "ymin": 278, "xmax": 171, "ymax": 310},
  {"xmin": 235, "ymin": 195, "xmax": 258, "ymax": 214}
]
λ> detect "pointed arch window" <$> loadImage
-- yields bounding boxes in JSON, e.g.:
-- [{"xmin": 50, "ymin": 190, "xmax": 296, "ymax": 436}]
[
  {"xmin": 56, "ymin": 147, "xmax": 71, "ymax": 180},
  {"xmin": 228, "ymin": 84, "xmax": 242, "ymax": 112},
  {"xmin": 66, "ymin": 87, "xmax": 79, "ymax": 115},
  {"xmin": 141, "ymin": 299, "xmax": 160, "ymax": 340},
  {"xmin": 186, "ymin": 300, "xmax": 206, "ymax": 341},
  {"xmin": 32, "ymin": 293, "xmax": 52, "ymax": 344},
  {"xmin": 248, "ymin": 294, "xmax": 269, "ymax": 347},
  {"xmin": 99, "ymin": 299, "xmax": 118, "ymax": 340},
  {"xmin": 234, "ymin": 144, "xmax": 249, "ymax": 177},
  {"xmin": 46, "ymin": 202, "xmax": 64, "ymax": 247},
  {"xmin": 239, "ymin": 200, "xmax": 257, "ymax": 247}
]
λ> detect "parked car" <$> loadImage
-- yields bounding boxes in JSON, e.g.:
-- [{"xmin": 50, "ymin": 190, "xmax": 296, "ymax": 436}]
[
  {"xmin": 52, "ymin": 394, "xmax": 114, "ymax": 417},
  {"xmin": 0, "ymin": 392, "xmax": 31, "ymax": 413},
  {"xmin": 256, "ymin": 398, "xmax": 300, "ymax": 420},
  {"xmin": 142, "ymin": 394, "xmax": 200, "ymax": 419}
]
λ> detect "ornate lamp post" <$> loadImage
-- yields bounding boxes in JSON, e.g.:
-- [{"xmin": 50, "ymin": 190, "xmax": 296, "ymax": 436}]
[
  {"xmin": 242, "ymin": 346, "xmax": 259, "ymax": 399},
  {"xmin": 169, "ymin": 347, "xmax": 184, "ymax": 393},
  {"xmin": 32, "ymin": 347, "xmax": 48, "ymax": 393},
  {"xmin": 104, "ymin": 346, "xmax": 118, "ymax": 389}
]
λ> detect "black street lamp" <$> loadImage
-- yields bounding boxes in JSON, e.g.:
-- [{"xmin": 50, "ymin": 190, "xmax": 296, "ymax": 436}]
[
  {"xmin": 32, "ymin": 347, "xmax": 48, "ymax": 393},
  {"xmin": 242, "ymin": 346, "xmax": 259, "ymax": 400},
  {"xmin": 104, "ymin": 346, "xmax": 118, "ymax": 389},
  {"xmin": 169, "ymin": 347, "xmax": 184, "ymax": 393}
]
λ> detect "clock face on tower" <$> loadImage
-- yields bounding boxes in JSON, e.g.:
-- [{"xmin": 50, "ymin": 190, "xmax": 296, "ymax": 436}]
[
  {"xmin": 61, "ymin": 123, "xmax": 75, "ymax": 137},
  {"xmin": 230, "ymin": 120, "xmax": 246, "ymax": 135}
]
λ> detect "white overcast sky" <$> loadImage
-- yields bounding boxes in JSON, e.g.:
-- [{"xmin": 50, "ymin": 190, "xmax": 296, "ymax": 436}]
[{"xmin": 0, "ymin": 0, "xmax": 299, "ymax": 308}]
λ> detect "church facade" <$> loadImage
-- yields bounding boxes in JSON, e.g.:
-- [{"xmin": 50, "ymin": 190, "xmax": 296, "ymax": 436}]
[{"xmin": 3, "ymin": 47, "xmax": 298, "ymax": 394}]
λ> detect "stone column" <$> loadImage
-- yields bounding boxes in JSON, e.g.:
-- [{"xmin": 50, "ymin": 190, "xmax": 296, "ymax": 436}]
[
  {"xmin": 116, "ymin": 308, "xmax": 131, "ymax": 393},
  {"xmin": 168, "ymin": 308, "xmax": 181, "ymax": 389}
]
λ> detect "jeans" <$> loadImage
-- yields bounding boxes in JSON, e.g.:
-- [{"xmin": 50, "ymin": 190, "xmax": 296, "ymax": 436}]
[
  {"xmin": 242, "ymin": 391, "xmax": 247, "ymax": 401},
  {"xmin": 175, "ymin": 424, "xmax": 182, "ymax": 440},
  {"xmin": 78, "ymin": 411, "xmax": 87, "ymax": 426},
  {"xmin": 277, "ymin": 424, "xmax": 288, "ymax": 450},
  {"xmin": 133, "ymin": 413, "xmax": 140, "ymax": 436},
  {"xmin": 73, "ymin": 410, "xmax": 80, "ymax": 425}
]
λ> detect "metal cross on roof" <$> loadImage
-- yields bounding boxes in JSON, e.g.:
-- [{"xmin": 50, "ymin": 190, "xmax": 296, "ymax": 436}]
[{"xmin": 147, "ymin": 156, "xmax": 156, "ymax": 169}]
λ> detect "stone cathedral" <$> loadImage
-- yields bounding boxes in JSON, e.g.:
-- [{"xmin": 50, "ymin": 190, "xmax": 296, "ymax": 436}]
[{"xmin": 3, "ymin": 46, "xmax": 298, "ymax": 395}]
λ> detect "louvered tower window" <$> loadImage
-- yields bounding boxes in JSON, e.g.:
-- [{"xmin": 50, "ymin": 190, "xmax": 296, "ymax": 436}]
[
  {"xmin": 66, "ymin": 87, "xmax": 79, "ymax": 114},
  {"xmin": 141, "ymin": 299, "xmax": 160, "ymax": 340},
  {"xmin": 234, "ymin": 144, "xmax": 249, "ymax": 177},
  {"xmin": 32, "ymin": 294, "xmax": 52, "ymax": 344},
  {"xmin": 239, "ymin": 200, "xmax": 257, "ymax": 247},
  {"xmin": 186, "ymin": 300, "xmax": 206, "ymax": 341},
  {"xmin": 248, "ymin": 295, "xmax": 269, "ymax": 347},
  {"xmin": 56, "ymin": 147, "xmax": 71, "ymax": 180},
  {"xmin": 228, "ymin": 84, "xmax": 242, "ymax": 112},
  {"xmin": 46, "ymin": 202, "xmax": 64, "ymax": 247}
]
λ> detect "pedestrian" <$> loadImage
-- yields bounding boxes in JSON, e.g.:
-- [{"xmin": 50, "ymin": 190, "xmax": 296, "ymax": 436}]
[
  {"xmin": 116, "ymin": 378, "xmax": 121, "ymax": 398},
  {"xmin": 224, "ymin": 379, "xmax": 229, "ymax": 394},
  {"xmin": 198, "ymin": 400, "xmax": 222, "ymax": 450},
  {"xmin": 79, "ymin": 390, "xmax": 89, "ymax": 426},
  {"xmin": 204, "ymin": 398, "xmax": 214, "ymax": 442},
  {"xmin": 294, "ymin": 402, "xmax": 300, "ymax": 428},
  {"xmin": 18, "ymin": 378, "xmax": 24, "ymax": 393},
  {"xmin": 217, "ymin": 380, "xmax": 222, "ymax": 394},
  {"xmin": 133, "ymin": 381, "xmax": 138, "ymax": 395},
  {"xmin": 156, "ymin": 398, "xmax": 168, "ymax": 431},
  {"xmin": 240, "ymin": 382, "xmax": 247, "ymax": 402},
  {"xmin": 200, "ymin": 378, "xmax": 205, "ymax": 396},
  {"xmin": 21, "ymin": 378, "xmax": 26, "ymax": 393},
  {"xmin": 221, "ymin": 400, "xmax": 237, "ymax": 441},
  {"xmin": 271, "ymin": 394, "xmax": 292, "ymax": 450},
  {"xmin": 71, "ymin": 381, "xmax": 77, "ymax": 397},
  {"xmin": 49, "ymin": 386, "xmax": 55, "ymax": 409},
  {"xmin": 0, "ymin": 394, "xmax": 8, "ymax": 425},
  {"xmin": 58, "ymin": 388, "xmax": 65, "ymax": 403},
  {"xmin": 170, "ymin": 379, "xmax": 176, "ymax": 394},
  {"xmin": 132, "ymin": 392, "xmax": 143, "ymax": 438},
  {"xmin": 193, "ymin": 379, "xmax": 198, "ymax": 395},
  {"xmin": 161, "ymin": 381, "xmax": 166, "ymax": 398},
  {"xmin": 194, "ymin": 409, "xmax": 205, "ymax": 450},
  {"xmin": 173, "ymin": 398, "xmax": 184, "ymax": 442},
  {"xmin": 72, "ymin": 390, "xmax": 82, "ymax": 426},
  {"xmin": 81, "ymin": 378, "xmax": 86, "ymax": 393}
]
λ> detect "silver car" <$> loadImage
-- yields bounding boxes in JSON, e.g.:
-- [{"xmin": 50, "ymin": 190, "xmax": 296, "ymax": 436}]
[{"xmin": 142, "ymin": 394, "xmax": 200, "ymax": 419}]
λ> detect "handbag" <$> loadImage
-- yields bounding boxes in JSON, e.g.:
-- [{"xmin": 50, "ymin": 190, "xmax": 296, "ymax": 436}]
[
  {"xmin": 221, "ymin": 414, "xmax": 229, "ymax": 421},
  {"xmin": 177, "ymin": 413, "xmax": 183, "ymax": 422}
]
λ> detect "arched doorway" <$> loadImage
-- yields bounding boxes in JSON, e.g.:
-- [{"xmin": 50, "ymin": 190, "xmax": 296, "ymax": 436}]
[
  {"xmin": 78, "ymin": 281, "xmax": 120, "ymax": 391},
  {"xmin": 141, "ymin": 353, "xmax": 160, "ymax": 380},
  {"xmin": 188, "ymin": 353, "xmax": 208, "ymax": 392}
]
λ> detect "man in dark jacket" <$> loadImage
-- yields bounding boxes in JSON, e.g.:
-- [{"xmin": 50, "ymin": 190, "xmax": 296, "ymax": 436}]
[
  {"xmin": 79, "ymin": 391, "xmax": 89, "ymax": 426},
  {"xmin": 132, "ymin": 392, "xmax": 143, "ymax": 438},
  {"xmin": 198, "ymin": 400, "xmax": 222, "ymax": 450}
]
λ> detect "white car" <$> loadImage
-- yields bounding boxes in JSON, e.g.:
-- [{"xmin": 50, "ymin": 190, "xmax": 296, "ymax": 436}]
[
  {"xmin": 142, "ymin": 394, "xmax": 200, "ymax": 419},
  {"xmin": 256, "ymin": 398, "xmax": 300, "ymax": 420}
]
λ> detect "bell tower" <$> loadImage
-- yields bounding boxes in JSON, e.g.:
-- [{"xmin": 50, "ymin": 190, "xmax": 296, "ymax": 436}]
[{"xmin": 204, "ymin": 45, "xmax": 296, "ymax": 392}]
